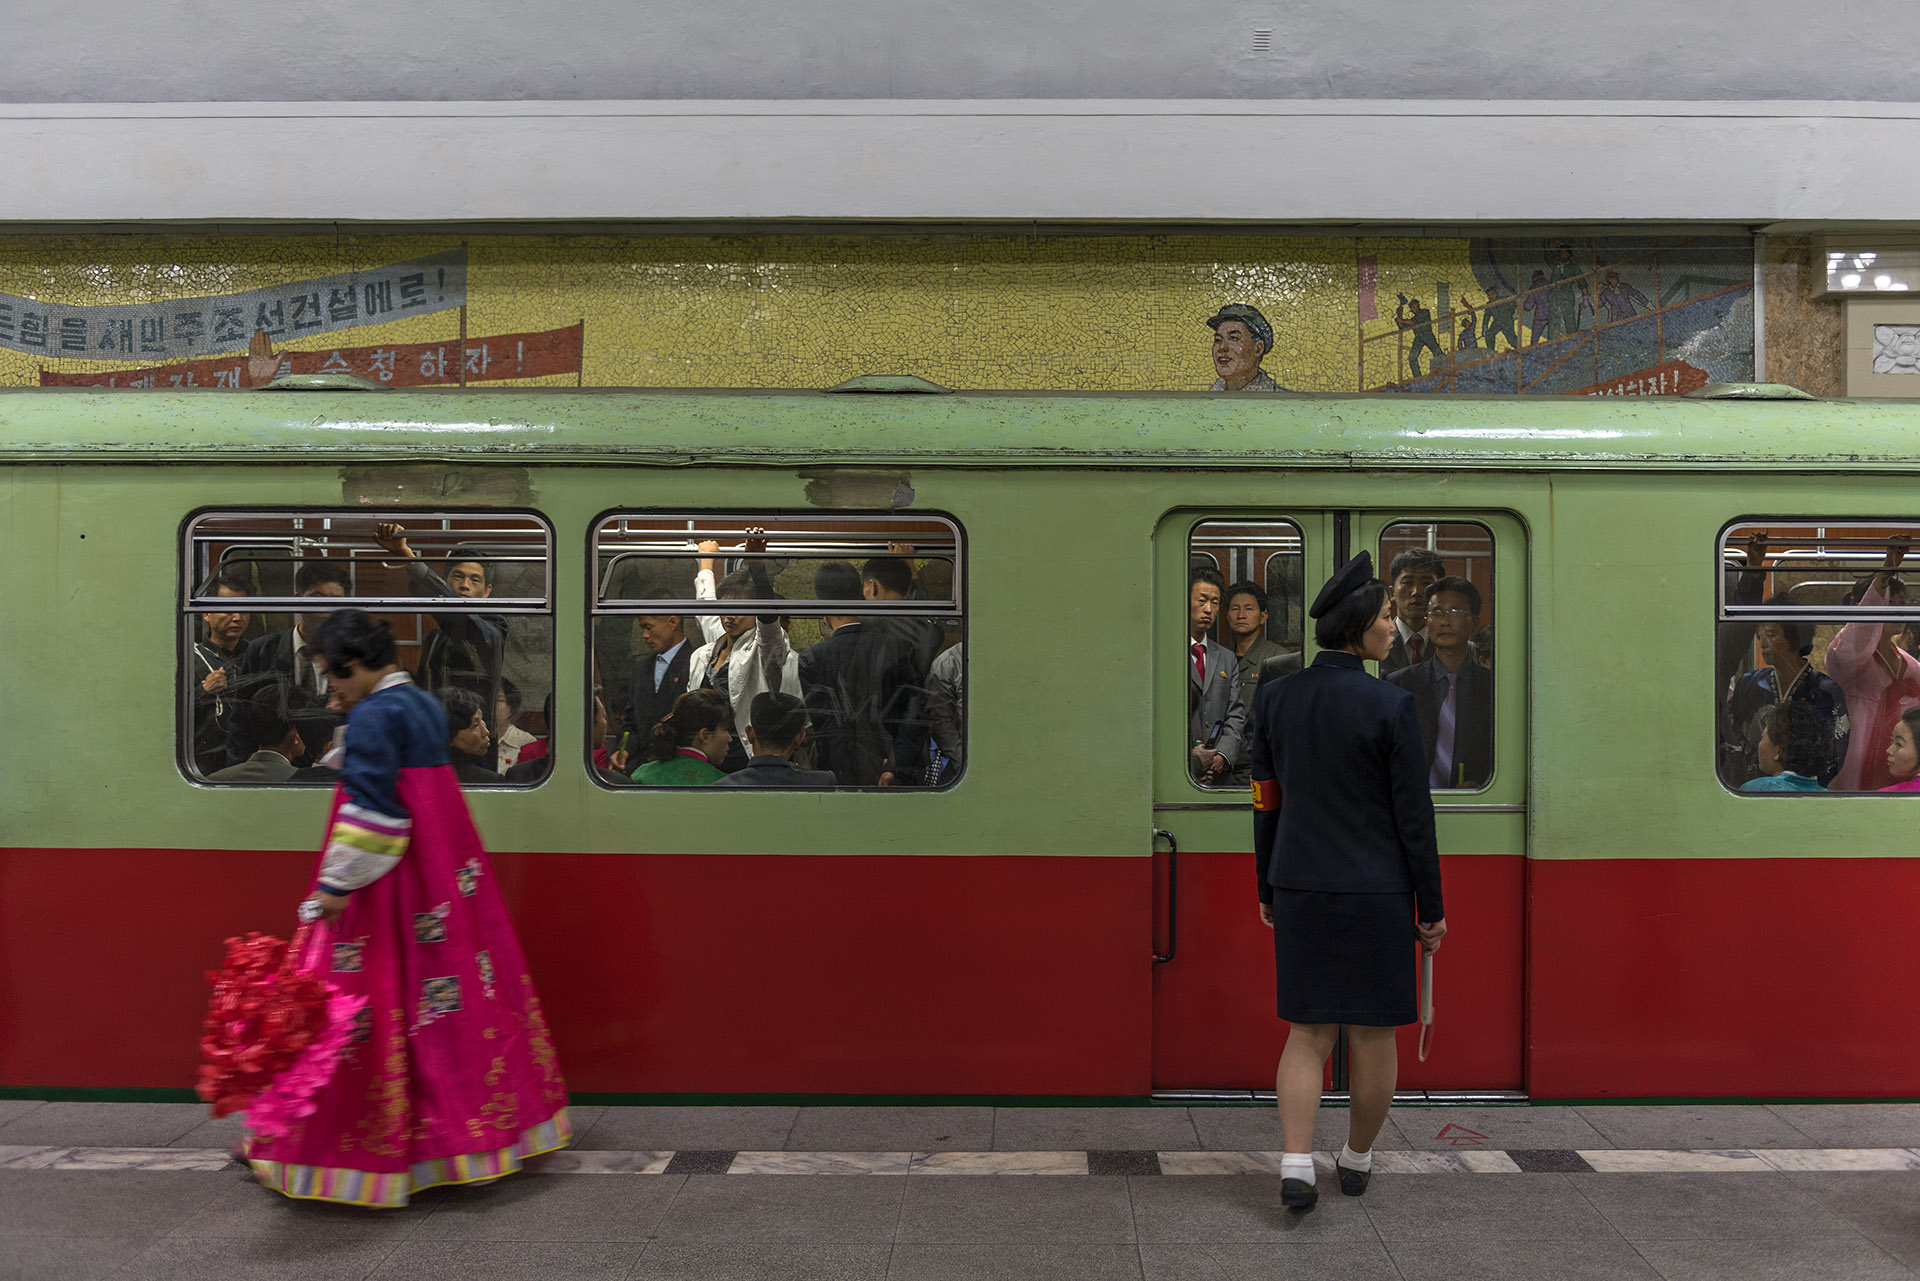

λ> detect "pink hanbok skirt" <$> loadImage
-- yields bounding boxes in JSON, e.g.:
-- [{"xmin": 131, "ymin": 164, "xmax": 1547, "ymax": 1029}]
[{"xmin": 247, "ymin": 765, "xmax": 571, "ymax": 1207}]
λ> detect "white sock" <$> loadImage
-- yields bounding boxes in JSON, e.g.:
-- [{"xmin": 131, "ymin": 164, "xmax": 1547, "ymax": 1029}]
[
  {"xmin": 1280, "ymin": 1152, "xmax": 1317, "ymax": 1184},
  {"xmin": 1337, "ymin": 1143, "xmax": 1373, "ymax": 1172}
]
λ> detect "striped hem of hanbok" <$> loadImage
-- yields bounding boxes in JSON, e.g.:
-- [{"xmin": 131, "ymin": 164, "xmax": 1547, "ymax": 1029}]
[{"xmin": 248, "ymin": 1108, "xmax": 572, "ymax": 1209}]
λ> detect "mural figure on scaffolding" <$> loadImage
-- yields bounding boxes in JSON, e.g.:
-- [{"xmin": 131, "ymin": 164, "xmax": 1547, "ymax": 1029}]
[
  {"xmin": 1206, "ymin": 304, "xmax": 1287, "ymax": 391},
  {"xmin": 1595, "ymin": 270, "xmax": 1652, "ymax": 323},
  {"xmin": 1546, "ymin": 243, "xmax": 1585, "ymax": 340},
  {"xmin": 1525, "ymin": 271, "xmax": 1551, "ymax": 345},
  {"xmin": 1481, "ymin": 286, "xmax": 1521, "ymax": 353},
  {"xmin": 1396, "ymin": 294, "xmax": 1444, "ymax": 379}
]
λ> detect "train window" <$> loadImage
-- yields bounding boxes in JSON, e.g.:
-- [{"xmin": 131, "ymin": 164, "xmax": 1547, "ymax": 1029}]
[
  {"xmin": 1186, "ymin": 520, "xmax": 1306, "ymax": 789},
  {"xmin": 1378, "ymin": 521, "xmax": 1497, "ymax": 792},
  {"xmin": 181, "ymin": 511, "xmax": 554, "ymax": 787},
  {"xmin": 1717, "ymin": 521, "xmax": 1920, "ymax": 794},
  {"xmin": 591, "ymin": 513, "xmax": 964, "ymax": 790}
]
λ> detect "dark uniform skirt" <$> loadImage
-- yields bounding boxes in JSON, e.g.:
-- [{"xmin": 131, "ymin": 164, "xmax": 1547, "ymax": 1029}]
[{"xmin": 1272, "ymin": 888, "xmax": 1418, "ymax": 1027}]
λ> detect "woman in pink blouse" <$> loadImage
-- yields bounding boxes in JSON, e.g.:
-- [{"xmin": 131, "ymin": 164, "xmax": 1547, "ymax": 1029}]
[{"xmin": 1825, "ymin": 540, "xmax": 1920, "ymax": 791}]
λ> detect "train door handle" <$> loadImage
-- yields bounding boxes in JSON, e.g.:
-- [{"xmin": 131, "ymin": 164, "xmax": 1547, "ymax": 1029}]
[{"xmin": 1152, "ymin": 828, "xmax": 1178, "ymax": 965}]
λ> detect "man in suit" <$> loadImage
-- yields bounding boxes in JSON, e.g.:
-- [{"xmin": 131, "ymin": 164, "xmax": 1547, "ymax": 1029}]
[
  {"xmin": 1378, "ymin": 548, "xmax": 1447, "ymax": 677},
  {"xmin": 190, "ymin": 568, "xmax": 253, "ymax": 776},
  {"xmin": 225, "ymin": 560, "xmax": 349, "ymax": 763},
  {"xmin": 799, "ymin": 561, "xmax": 925, "ymax": 787},
  {"xmin": 1187, "ymin": 565, "xmax": 1246, "ymax": 786},
  {"xmin": 713, "ymin": 692, "xmax": 839, "ymax": 788},
  {"xmin": 617, "ymin": 613, "xmax": 692, "ymax": 762},
  {"xmin": 208, "ymin": 685, "xmax": 303, "ymax": 783},
  {"xmin": 1385, "ymin": 576, "xmax": 1493, "ymax": 790}
]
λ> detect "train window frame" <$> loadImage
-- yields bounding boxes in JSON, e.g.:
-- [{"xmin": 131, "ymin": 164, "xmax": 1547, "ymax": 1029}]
[
  {"xmin": 1715, "ymin": 517, "xmax": 1920, "ymax": 798},
  {"xmin": 1376, "ymin": 518, "xmax": 1499, "ymax": 795},
  {"xmin": 1183, "ymin": 517, "xmax": 1308, "ymax": 794},
  {"xmin": 178, "ymin": 507, "xmax": 556, "ymax": 788},
  {"xmin": 588, "ymin": 509, "xmax": 967, "ymax": 793}
]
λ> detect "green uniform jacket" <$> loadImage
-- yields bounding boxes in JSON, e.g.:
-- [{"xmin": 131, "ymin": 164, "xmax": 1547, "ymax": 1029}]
[{"xmin": 632, "ymin": 752, "xmax": 726, "ymax": 786}]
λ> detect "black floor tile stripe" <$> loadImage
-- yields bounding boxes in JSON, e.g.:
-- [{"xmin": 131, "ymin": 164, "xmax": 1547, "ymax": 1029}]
[
  {"xmin": 1508, "ymin": 1148, "xmax": 1596, "ymax": 1173},
  {"xmin": 1087, "ymin": 1150, "xmax": 1161, "ymax": 1176},
  {"xmin": 663, "ymin": 1149, "xmax": 737, "ymax": 1175}
]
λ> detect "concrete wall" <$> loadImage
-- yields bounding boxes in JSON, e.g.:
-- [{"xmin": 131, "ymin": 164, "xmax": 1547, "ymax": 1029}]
[{"xmin": 8, "ymin": 0, "xmax": 1917, "ymax": 104}]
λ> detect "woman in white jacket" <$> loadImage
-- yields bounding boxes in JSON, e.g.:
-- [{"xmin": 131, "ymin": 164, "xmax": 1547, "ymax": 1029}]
[{"xmin": 688, "ymin": 537, "xmax": 800, "ymax": 755}]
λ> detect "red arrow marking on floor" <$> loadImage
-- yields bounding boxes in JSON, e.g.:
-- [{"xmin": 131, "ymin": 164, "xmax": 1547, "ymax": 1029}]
[{"xmin": 1435, "ymin": 1123, "xmax": 1489, "ymax": 1146}]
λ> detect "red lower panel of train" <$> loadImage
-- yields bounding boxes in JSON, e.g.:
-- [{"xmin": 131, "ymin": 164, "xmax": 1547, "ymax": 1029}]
[{"xmin": 0, "ymin": 847, "xmax": 1912, "ymax": 1097}]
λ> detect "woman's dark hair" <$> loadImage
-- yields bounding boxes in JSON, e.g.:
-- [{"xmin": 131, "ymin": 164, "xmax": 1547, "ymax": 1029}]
[
  {"xmin": 747, "ymin": 691, "xmax": 811, "ymax": 749},
  {"xmin": 1313, "ymin": 580, "xmax": 1389, "ymax": 652},
  {"xmin": 646, "ymin": 688, "xmax": 733, "ymax": 762},
  {"xmin": 1899, "ymin": 705, "xmax": 1920, "ymax": 754},
  {"xmin": 1846, "ymin": 575, "xmax": 1909, "ymax": 605},
  {"xmin": 1764, "ymin": 702, "xmax": 1831, "ymax": 780},
  {"xmin": 717, "ymin": 567, "xmax": 766, "ymax": 600},
  {"xmin": 1763, "ymin": 594, "xmax": 1816, "ymax": 658},
  {"xmin": 443, "ymin": 687, "xmax": 487, "ymax": 743},
  {"xmin": 311, "ymin": 609, "xmax": 396, "ymax": 671}
]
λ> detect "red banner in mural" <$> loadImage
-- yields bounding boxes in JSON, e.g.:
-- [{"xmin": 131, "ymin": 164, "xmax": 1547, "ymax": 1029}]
[
  {"xmin": 39, "ymin": 323, "xmax": 583, "ymax": 388},
  {"xmin": 1569, "ymin": 358, "xmax": 1710, "ymax": 398}
]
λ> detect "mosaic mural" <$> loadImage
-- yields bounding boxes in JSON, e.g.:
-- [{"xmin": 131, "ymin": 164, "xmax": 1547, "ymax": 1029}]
[{"xmin": 0, "ymin": 233, "xmax": 1753, "ymax": 394}]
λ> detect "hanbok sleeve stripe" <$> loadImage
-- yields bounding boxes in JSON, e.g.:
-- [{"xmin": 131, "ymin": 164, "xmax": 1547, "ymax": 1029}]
[{"xmin": 337, "ymin": 801, "xmax": 412, "ymax": 838}]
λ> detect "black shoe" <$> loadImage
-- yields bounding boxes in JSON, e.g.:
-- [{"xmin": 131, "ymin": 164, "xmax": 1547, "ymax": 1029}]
[
  {"xmin": 1335, "ymin": 1161, "xmax": 1371, "ymax": 1196},
  {"xmin": 1280, "ymin": 1177, "xmax": 1318, "ymax": 1209}
]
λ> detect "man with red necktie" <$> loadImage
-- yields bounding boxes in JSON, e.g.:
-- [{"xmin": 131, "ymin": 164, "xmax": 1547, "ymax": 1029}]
[
  {"xmin": 1379, "ymin": 548, "xmax": 1447, "ymax": 677},
  {"xmin": 1187, "ymin": 565, "xmax": 1247, "ymax": 785}
]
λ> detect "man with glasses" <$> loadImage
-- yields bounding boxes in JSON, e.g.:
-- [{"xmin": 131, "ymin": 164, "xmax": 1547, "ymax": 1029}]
[{"xmin": 1385, "ymin": 577, "xmax": 1492, "ymax": 790}]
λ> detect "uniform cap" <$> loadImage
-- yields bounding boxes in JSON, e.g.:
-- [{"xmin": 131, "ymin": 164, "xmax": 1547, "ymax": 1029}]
[
  {"xmin": 1309, "ymin": 551, "xmax": 1377, "ymax": 619},
  {"xmin": 1206, "ymin": 304, "xmax": 1274, "ymax": 352}
]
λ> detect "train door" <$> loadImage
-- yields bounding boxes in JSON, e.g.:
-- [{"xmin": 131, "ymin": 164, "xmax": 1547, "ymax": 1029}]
[{"xmin": 1150, "ymin": 509, "xmax": 1527, "ymax": 1096}]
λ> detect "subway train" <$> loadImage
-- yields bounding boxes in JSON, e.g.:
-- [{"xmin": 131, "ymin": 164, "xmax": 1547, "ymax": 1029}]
[{"xmin": 2, "ymin": 380, "xmax": 1915, "ymax": 1104}]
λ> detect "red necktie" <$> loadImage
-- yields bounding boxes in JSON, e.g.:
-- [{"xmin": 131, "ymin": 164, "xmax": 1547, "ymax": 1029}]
[
  {"xmin": 1409, "ymin": 635, "xmax": 1424, "ymax": 664},
  {"xmin": 1192, "ymin": 642, "xmax": 1207, "ymax": 683}
]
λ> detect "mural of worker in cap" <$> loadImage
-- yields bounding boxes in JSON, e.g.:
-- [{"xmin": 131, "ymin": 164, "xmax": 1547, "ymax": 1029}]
[{"xmin": 1206, "ymin": 304, "xmax": 1287, "ymax": 392}]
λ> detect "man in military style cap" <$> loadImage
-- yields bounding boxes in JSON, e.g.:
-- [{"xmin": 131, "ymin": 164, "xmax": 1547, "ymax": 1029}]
[{"xmin": 1206, "ymin": 304, "xmax": 1286, "ymax": 392}]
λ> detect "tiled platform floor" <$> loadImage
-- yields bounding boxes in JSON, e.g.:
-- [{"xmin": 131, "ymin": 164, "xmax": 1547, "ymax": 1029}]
[{"xmin": 2, "ymin": 1101, "xmax": 1918, "ymax": 1280}]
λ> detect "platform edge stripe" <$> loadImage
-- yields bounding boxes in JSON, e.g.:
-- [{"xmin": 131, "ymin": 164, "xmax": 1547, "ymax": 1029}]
[{"xmin": 1577, "ymin": 1149, "xmax": 1770, "ymax": 1172}]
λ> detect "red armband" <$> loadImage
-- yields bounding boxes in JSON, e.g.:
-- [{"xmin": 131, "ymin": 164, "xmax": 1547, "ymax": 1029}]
[{"xmin": 1251, "ymin": 777, "xmax": 1281, "ymax": 812}]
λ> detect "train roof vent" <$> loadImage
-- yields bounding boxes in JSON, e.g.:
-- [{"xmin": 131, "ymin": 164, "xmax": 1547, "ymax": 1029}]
[
  {"xmin": 825, "ymin": 374, "xmax": 952, "ymax": 394},
  {"xmin": 257, "ymin": 373, "xmax": 389, "ymax": 391},
  {"xmin": 1685, "ymin": 381, "xmax": 1817, "ymax": 401}
]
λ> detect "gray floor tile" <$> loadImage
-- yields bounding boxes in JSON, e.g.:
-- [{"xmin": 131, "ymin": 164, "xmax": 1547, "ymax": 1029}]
[
  {"xmin": 632, "ymin": 1242, "xmax": 891, "ymax": 1280},
  {"xmin": 575, "ymin": 1105, "xmax": 797, "ymax": 1152},
  {"xmin": 1783, "ymin": 1171, "xmax": 1920, "ymax": 1268},
  {"xmin": 0, "ymin": 1102, "xmax": 46, "ymax": 1128},
  {"xmin": 0, "ymin": 1235, "xmax": 150, "ymax": 1281},
  {"xmin": 891, "ymin": 1242, "xmax": 1146, "ymax": 1280},
  {"xmin": 0, "ymin": 1102, "xmax": 209, "ymax": 1148},
  {"xmin": 113, "ymin": 1235, "xmax": 402, "ymax": 1281},
  {"xmin": 786, "ymin": 1105, "xmax": 993, "ymax": 1152},
  {"xmin": 1187, "ymin": 1107, "xmax": 1410, "ymax": 1153},
  {"xmin": 897, "ymin": 1175, "xmax": 1135, "ymax": 1243},
  {"xmin": 369, "ymin": 1239, "xmax": 643, "ymax": 1280},
  {"xmin": 1768, "ymin": 1104, "xmax": 1920, "ymax": 1148},
  {"xmin": 993, "ymin": 1107, "xmax": 1201, "ymax": 1152},
  {"xmin": 1128, "ymin": 1174, "xmax": 1376, "ymax": 1243},
  {"xmin": 652, "ymin": 1174, "xmax": 905, "ymax": 1244},
  {"xmin": 1389, "ymin": 1238, "xmax": 1663, "ymax": 1280},
  {"xmin": 168, "ymin": 1113, "xmax": 246, "ymax": 1150},
  {"xmin": 0, "ymin": 1168, "xmax": 241, "ymax": 1237},
  {"xmin": 1570, "ymin": 1172, "xmax": 1859, "ymax": 1241},
  {"xmin": 1391, "ymin": 1105, "xmax": 1611, "ymax": 1151},
  {"xmin": 1577, "ymin": 1105, "xmax": 1816, "ymax": 1151},
  {"xmin": 409, "ymin": 1168, "xmax": 683, "ymax": 1241},
  {"xmin": 1140, "ymin": 1242, "xmax": 1402, "ymax": 1280},
  {"xmin": 166, "ymin": 1173, "xmax": 434, "ymax": 1239},
  {"xmin": 1633, "ymin": 1237, "xmax": 1915, "ymax": 1281},
  {"xmin": 1361, "ymin": 1172, "xmax": 1622, "ymax": 1243}
]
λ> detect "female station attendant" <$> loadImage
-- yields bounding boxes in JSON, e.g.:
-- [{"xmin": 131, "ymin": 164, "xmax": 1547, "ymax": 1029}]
[
  {"xmin": 1247, "ymin": 552, "xmax": 1447, "ymax": 1209},
  {"xmin": 248, "ymin": 610, "xmax": 571, "ymax": 1208}
]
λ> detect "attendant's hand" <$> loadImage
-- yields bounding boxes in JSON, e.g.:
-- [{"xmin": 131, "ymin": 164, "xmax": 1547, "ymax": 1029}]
[
  {"xmin": 1259, "ymin": 902, "xmax": 1274, "ymax": 929},
  {"xmin": 308, "ymin": 892, "xmax": 350, "ymax": 921},
  {"xmin": 1416, "ymin": 917, "xmax": 1447, "ymax": 953},
  {"xmin": 373, "ymin": 522, "xmax": 414, "ymax": 560},
  {"xmin": 201, "ymin": 668, "xmax": 229, "ymax": 694}
]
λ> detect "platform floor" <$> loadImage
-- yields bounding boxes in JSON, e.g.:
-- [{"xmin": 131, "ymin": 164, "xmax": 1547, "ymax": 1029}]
[{"xmin": 3, "ymin": 1100, "xmax": 1919, "ymax": 1279}]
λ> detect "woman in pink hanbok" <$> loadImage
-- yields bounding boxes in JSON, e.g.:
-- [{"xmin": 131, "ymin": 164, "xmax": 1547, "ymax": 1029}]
[
  {"xmin": 247, "ymin": 610, "xmax": 569, "ymax": 1207},
  {"xmin": 1826, "ymin": 542, "xmax": 1920, "ymax": 792}
]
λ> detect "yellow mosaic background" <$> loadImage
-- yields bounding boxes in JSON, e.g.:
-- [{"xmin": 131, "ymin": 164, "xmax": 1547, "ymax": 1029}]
[{"xmin": 0, "ymin": 233, "xmax": 1496, "ymax": 392}]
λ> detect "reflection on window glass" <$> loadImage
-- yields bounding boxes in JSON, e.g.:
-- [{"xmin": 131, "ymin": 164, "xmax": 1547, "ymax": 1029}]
[
  {"xmin": 592, "ymin": 513, "xmax": 964, "ymax": 790},
  {"xmin": 1717, "ymin": 522, "xmax": 1920, "ymax": 794},
  {"xmin": 1186, "ymin": 520, "xmax": 1305, "ymax": 789},
  {"xmin": 181, "ymin": 511, "xmax": 554, "ymax": 787},
  {"xmin": 1378, "ymin": 522, "xmax": 1495, "ymax": 791}
]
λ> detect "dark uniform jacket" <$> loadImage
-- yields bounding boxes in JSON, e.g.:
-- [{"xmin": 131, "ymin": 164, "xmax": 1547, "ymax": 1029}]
[
  {"xmin": 621, "ymin": 641, "xmax": 692, "ymax": 751},
  {"xmin": 710, "ymin": 754, "xmax": 839, "ymax": 788},
  {"xmin": 1384, "ymin": 655, "xmax": 1494, "ymax": 791},
  {"xmin": 410, "ymin": 563, "xmax": 507, "ymax": 711},
  {"xmin": 225, "ymin": 628, "xmax": 339, "ymax": 765},
  {"xmin": 798, "ymin": 622, "xmax": 925, "ymax": 787},
  {"xmin": 1249, "ymin": 651, "xmax": 1443, "ymax": 922}
]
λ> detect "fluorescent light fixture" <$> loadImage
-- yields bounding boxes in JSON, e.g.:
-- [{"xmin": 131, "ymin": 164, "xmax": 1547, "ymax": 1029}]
[{"xmin": 1815, "ymin": 233, "xmax": 1920, "ymax": 296}]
